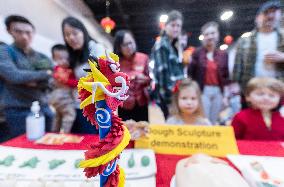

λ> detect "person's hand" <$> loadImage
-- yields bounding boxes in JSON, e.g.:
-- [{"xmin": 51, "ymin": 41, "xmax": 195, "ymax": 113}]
[
  {"xmin": 58, "ymin": 74, "xmax": 68, "ymax": 84},
  {"xmin": 136, "ymin": 74, "xmax": 146, "ymax": 80},
  {"xmin": 124, "ymin": 120, "xmax": 149, "ymax": 140},
  {"xmin": 135, "ymin": 74, "xmax": 148, "ymax": 84},
  {"xmin": 53, "ymin": 79, "xmax": 67, "ymax": 88},
  {"xmin": 53, "ymin": 67, "xmax": 72, "ymax": 84},
  {"xmin": 264, "ymin": 51, "xmax": 284, "ymax": 64},
  {"xmin": 46, "ymin": 70, "xmax": 53, "ymax": 76}
]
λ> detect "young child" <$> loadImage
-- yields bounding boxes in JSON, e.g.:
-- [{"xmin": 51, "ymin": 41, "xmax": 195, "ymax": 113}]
[
  {"xmin": 219, "ymin": 82, "xmax": 241, "ymax": 125},
  {"xmin": 166, "ymin": 78, "xmax": 211, "ymax": 125},
  {"xmin": 232, "ymin": 77, "xmax": 284, "ymax": 140},
  {"xmin": 49, "ymin": 44, "xmax": 77, "ymax": 133}
]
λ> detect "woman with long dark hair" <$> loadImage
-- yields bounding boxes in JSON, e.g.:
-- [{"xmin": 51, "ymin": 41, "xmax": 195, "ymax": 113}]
[
  {"xmin": 62, "ymin": 16, "xmax": 105, "ymax": 134},
  {"xmin": 114, "ymin": 30, "xmax": 150, "ymax": 122}
]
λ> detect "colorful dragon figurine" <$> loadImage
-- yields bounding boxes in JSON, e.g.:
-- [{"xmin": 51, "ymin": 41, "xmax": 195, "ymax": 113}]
[{"xmin": 78, "ymin": 52, "xmax": 131, "ymax": 187}]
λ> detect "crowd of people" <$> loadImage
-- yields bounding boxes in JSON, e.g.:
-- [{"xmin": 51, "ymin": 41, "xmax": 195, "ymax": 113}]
[{"xmin": 0, "ymin": 0, "xmax": 284, "ymax": 143}]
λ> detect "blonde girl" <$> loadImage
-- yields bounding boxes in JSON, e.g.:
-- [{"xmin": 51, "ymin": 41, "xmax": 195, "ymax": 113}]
[{"xmin": 166, "ymin": 78, "xmax": 211, "ymax": 125}]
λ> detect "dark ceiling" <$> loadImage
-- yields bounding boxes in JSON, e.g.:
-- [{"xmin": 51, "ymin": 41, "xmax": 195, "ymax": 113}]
[{"xmin": 84, "ymin": 0, "xmax": 268, "ymax": 54}]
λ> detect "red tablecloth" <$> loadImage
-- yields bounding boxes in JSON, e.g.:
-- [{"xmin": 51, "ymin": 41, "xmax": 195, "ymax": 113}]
[
  {"xmin": 2, "ymin": 134, "xmax": 98, "ymax": 150},
  {"xmin": 2, "ymin": 135, "xmax": 284, "ymax": 187}
]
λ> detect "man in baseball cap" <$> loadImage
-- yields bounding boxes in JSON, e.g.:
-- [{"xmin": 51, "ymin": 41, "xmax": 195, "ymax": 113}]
[
  {"xmin": 256, "ymin": 0, "xmax": 282, "ymax": 30},
  {"xmin": 257, "ymin": 0, "xmax": 281, "ymax": 15},
  {"xmin": 233, "ymin": 0, "xmax": 284, "ymax": 108}
]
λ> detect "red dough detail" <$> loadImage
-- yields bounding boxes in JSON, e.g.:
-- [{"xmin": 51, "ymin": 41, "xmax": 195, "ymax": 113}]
[{"xmin": 78, "ymin": 57, "xmax": 130, "ymax": 187}]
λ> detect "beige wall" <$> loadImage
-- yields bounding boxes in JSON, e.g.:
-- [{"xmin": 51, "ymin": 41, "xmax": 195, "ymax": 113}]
[{"xmin": 0, "ymin": 0, "xmax": 113, "ymax": 56}]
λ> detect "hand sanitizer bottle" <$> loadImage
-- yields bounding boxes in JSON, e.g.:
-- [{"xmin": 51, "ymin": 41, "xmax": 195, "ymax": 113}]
[{"xmin": 26, "ymin": 101, "xmax": 45, "ymax": 140}]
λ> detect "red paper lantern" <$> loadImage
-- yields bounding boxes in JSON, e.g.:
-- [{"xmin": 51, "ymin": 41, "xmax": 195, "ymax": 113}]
[
  {"xmin": 100, "ymin": 17, "xmax": 116, "ymax": 33},
  {"xmin": 224, "ymin": 35, "xmax": 233, "ymax": 45}
]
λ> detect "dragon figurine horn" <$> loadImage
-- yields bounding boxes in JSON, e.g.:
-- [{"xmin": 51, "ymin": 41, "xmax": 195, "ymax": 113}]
[
  {"xmin": 89, "ymin": 54, "xmax": 98, "ymax": 63},
  {"xmin": 105, "ymin": 50, "xmax": 116, "ymax": 64}
]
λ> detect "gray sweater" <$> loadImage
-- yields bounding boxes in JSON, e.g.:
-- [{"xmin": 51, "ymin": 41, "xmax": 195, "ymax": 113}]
[{"xmin": 0, "ymin": 44, "xmax": 52, "ymax": 108}]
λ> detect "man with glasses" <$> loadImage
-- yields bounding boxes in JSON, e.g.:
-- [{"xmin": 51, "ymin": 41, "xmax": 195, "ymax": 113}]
[{"xmin": 0, "ymin": 15, "xmax": 54, "ymax": 140}]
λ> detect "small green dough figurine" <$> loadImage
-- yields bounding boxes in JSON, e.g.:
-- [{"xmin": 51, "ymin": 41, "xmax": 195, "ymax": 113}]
[
  {"xmin": 128, "ymin": 153, "xmax": 135, "ymax": 168},
  {"xmin": 141, "ymin": 155, "xmax": 150, "ymax": 167},
  {"xmin": 49, "ymin": 159, "xmax": 66, "ymax": 170},
  {"xmin": 0, "ymin": 155, "xmax": 15, "ymax": 167},
  {"xmin": 19, "ymin": 157, "xmax": 40, "ymax": 168},
  {"xmin": 74, "ymin": 159, "xmax": 84, "ymax": 168}
]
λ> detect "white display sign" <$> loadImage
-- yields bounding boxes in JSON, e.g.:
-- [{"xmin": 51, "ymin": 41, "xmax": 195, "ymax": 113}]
[{"xmin": 0, "ymin": 146, "xmax": 156, "ymax": 187}]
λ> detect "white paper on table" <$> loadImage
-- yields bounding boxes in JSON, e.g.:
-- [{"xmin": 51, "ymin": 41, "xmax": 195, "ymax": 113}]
[{"xmin": 227, "ymin": 154, "xmax": 284, "ymax": 187}]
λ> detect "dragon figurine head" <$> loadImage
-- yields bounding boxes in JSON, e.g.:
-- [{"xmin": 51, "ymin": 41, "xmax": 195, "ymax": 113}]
[{"xmin": 78, "ymin": 52, "xmax": 130, "ymax": 127}]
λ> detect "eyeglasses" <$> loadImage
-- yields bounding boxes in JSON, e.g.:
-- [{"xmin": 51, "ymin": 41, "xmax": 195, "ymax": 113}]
[
  {"xmin": 121, "ymin": 42, "xmax": 133, "ymax": 47},
  {"xmin": 12, "ymin": 29, "xmax": 33, "ymax": 36}
]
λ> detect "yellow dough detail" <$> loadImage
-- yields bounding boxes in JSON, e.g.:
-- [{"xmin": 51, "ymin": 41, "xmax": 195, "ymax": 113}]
[
  {"xmin": 78, "ymin": 61, "xmax": 112, "ymax": 109},
  {"xmin": 79, "ymin": 126, "xmax": 131, "ymax": 168},
  {"xmin": 118, "ymin": 167, "xmax": 125, "ymax": 187},
  {"xmin": 100, "ymin": 53, "xmax": 120, "ymax": 63}
]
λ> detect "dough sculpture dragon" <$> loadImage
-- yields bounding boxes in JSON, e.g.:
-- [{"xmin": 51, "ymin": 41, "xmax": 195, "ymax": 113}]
[{"xmin": 78, "ymin": 52, "xmax": 131, "ymax": 187}]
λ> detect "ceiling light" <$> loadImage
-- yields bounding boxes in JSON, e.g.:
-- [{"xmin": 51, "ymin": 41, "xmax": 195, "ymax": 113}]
[
  {"xmin": 220, "ymin": 44, "xmax": 228, "ymax": 50},
  {"xmin": 220, "ymin": 10, "xmax": 233, "ymax": 21},
  {"xmin": 199, "ymin": 35, "xmax": 204, "ymax": 41},
  {"xmin": 159, "ymin": 14, "xmax": 168, "ymax": 23}
]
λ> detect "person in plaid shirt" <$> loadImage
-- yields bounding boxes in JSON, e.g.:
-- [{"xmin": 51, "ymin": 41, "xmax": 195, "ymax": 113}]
[
  {"xmin": 233, "ymin": 0, "xmax": 284, "ymax": 93},
  {"xmin": 150, "ymin": 10, "xmax": 185, "ymax": 119}
]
